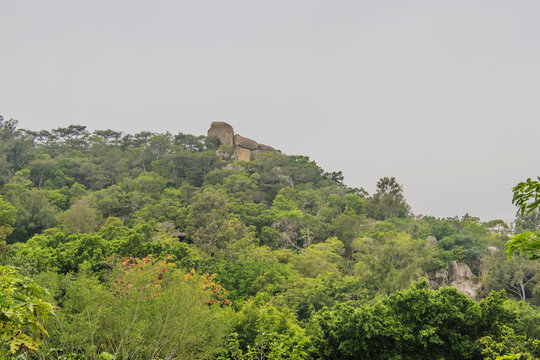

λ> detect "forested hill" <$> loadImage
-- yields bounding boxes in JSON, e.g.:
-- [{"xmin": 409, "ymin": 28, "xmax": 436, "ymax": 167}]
[{"xmin": 0, "ymin": 116, "xmax": 539, "ymax": 359}]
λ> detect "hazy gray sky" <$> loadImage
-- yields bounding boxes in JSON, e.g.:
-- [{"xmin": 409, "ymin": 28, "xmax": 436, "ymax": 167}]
[{"xmin": 1, "ymin": 1, "xmax": 539, "ymax": 221}]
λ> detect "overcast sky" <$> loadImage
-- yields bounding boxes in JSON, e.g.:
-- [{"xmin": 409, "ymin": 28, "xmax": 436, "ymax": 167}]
[{"xmin": 1, "ymin": 1, "xmax": 539, "ymax": 221}]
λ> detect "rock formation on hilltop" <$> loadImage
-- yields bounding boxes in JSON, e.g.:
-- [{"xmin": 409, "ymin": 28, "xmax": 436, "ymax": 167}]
[
  {"xmin": 207, "ymin": 121, "xmax": 234, "ymax": 146},
  {"xmin": 207, "ymin": 122, "xmax": 278, "ymax": 161}
]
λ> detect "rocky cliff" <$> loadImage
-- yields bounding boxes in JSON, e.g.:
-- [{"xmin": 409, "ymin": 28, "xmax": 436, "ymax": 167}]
[
  {"xmin": 428, "ymin": 261, "xmax": 481, "ymax": 298},
  {"xmin": 207, "ymin": 122, "xmax": 278, "ymax": 161}
]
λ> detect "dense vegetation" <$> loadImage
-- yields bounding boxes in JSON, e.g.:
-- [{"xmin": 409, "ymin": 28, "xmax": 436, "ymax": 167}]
[{"xmin": 0, "ymin": 116, "xmax": 539, "ymax": 359}]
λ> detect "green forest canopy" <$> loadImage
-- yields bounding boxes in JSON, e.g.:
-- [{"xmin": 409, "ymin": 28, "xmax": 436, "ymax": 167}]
[{"xmin": 0, "ymin": 116, "xmax": 539, "ymax": 359}]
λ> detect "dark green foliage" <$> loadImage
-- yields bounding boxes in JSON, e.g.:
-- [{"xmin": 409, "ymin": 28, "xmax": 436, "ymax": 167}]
[
  {"xmin": 204, "ymin": 260, "xmax": 292, "ymax": 303},
  {"xmin": 9, "ymin": 227, "xmax": 196, "ymax": 274},
  {"xmin": 0, "ymin": 117, "xmax": 35, "ymax": 186},
  {"xmin": 310, "ymin": 280, "xmax": 516, "ymax": 360},
  {"xmin": 7, "ymin": 189, "xmax": 58, "ymax": 243},
  {"xmin": 516, "ymin": 211, "xmax": 540, "ymax": 233},
  {"xmin": 368, "ymin": 177, "xmax": 411, "ymax": 220}
]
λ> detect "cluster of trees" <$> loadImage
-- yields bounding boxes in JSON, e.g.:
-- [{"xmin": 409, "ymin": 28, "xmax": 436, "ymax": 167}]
[{"xmin": 0, "ymin": 116, "xmax": 539, "ymax": 359}]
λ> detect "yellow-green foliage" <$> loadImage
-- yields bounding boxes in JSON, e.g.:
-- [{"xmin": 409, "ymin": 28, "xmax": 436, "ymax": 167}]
[{"xmin": 0, "ymin": 265, "xmax": 55, "ymax": 355}]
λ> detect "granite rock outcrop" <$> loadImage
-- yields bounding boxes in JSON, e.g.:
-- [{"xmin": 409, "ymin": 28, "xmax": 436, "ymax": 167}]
[
  {"xmin": 207, "ymin": 122, "xmax": 277, "ymax": 161},
  {"xmin": 428, "ymin": 261, "xmax": 481, "ymax": 298},
  {"xmin": 207, "ymin": 122, "xmax": 234, "ymax": 146}
]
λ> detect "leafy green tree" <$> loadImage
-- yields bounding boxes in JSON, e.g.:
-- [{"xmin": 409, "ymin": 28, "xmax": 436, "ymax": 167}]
[
  {"xmin": 507, "ymin": 177, "xmax": 540, "ymax": 259},
  {"xmin": 8, "ymin": 189, "xmax": 58, "ymax": 243},
  {"xmin": 173, "ymin": 132, "xmax": 208, "ymax": 152},
  {"xmin": 98, "ymin": 216, "xmax": 130, "ymax": 240},
  {"xmin": 274, "ymin": 272, "xmax": 358, "ymax": 321},
  {"xmin": 512, "ymin": 178, "xmax": 540, "ymax": 215},
  {"xmin": 515, "ymin": 210, "xmax": 540, "ymax": 233},
  {"xmin": 504, "ymin": 300, "xmax": 540, "ymax": 339},
  {"xmin": 28, "ymin": 156, "xmax": 57, "ymax": 189},
  {"xmin": 0, "ymin": 265, "xmax": 55, "ymax": 356},
  {"xmin": 3, "ymin": 120, "xmax": 539, "ymax": 359},
  {"xmin": 51, "ymin": 125, "xmax": 90, "ymax": 150},
  {"xmin": 268, "ymin": 187, "xmax": 313, "ymax": 249},
  {"xmin": 369, "ymin": 177, "xmax": 411, "ymax": 220},
  {"xmin": 9, "ymin": 224, "xmax": 196, "ymax": 274},
  {"xmin": 245, "ymin": 153, "xmax": 296, "ymax": 202},
  {"xmin": 328, "ymin": 214, "xmax": 364, "ymax": 256},
  {"xmin": 437, "ymin": 221, "xmax": 490, "ymax": 264},
  {"xmin": 291, "ymin": 237, "xmax": 344, "ymax": 278},
  {"xmin": 479, "ymin": 335, "xmax": 540, "ymax": 360},
  {"xmin": 223, "ymin": 172, "xmax": 258, "ymax": 203},
  {"xmin": 187, "ymin": 188, "xmax": 232, "ymax": 252},
  {"xmin": 93, "ymin": 129, "xmax": 123, "ymax": 145},
  {"xmin": 130, "ymin": 172, "xmax": 167, "ymax": 199},
  {"xmin": 483, "ymin": 250, "xmax": 540, "ymax": 303},
  {"xmin": 45, "ymin": 258, "xmax": 232, "ymax": 359},
  {"xmin": 0, "ymin": 117, "xmax": 35, "ymax": 186},
  {"xmin": 62, "ymin": 197, "xmax": 102, "ymax": 234},
  {"xmin": 222, "ymin": 303, "xmax": 308, "ymax": 360},
  {"xmin": 204, "ymin": 260, "xmax": 291, "ymax": 303},
  {"xmin": 0, "ymin": 196, "xmax": 17, "ymax": 241},
  {"xmin": 294, "ymin": 186, "xmax": 325, "ymax": 216},
  {"xmin": 227, "ymin": 201, "xmax": 269, "ymax": 234},
  {"xmin": 352, "ymin": 230, "xmax": 432, "ymax": 297},
  {"xmin": 310, "ymin": 279, "xmax": 516, "ymax": 360},
  {"xmin": 507, "ymin": 232, "xmax": 540, "ymax": 261}
]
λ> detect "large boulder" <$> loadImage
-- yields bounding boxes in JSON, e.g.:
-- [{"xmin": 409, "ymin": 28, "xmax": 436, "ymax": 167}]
[
  {"xmin": 487, "ymin": 246, "xmax": 499, "ymax": 255},
  {"xmin": 206, "ymin": 122, "xmax": 279, "ymax": 162},
  {"xmin": 427, "ymin": 236, "xmax": 437, "ymax": 245},
  {"xmin": 256, "ymin": 143, "xmax": 276, "ymax": 152},
  {"xmin": 429, "ymin": 261, "xmax": 480, "ymax": 298},
  {"xmin": 236, "ymin": 147, "xmax": 252, "ymax": 162},
  {"xmin": 234, "ymin": 134, "xmax": 258, "ymax": 150},
  {"xmin": 252, "ymin": 143, "xmax": 278, "ymax": 159},
  {"xmin": 451, "ymin": 279, "xmax": 482, "ymax": 298},
  {"xmin": 208, "ymin": 122, "xmax": 234, "ymax": 146},
  {"xmin": 447, "ymin": 261, "xmax": 473, "ymax": 282}
]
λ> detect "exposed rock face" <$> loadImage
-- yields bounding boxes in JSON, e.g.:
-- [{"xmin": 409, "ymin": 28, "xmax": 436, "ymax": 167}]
[
  {"xmin": 236, "ymin": 147, "xmax": 252, "ymax": 162},
  {"xmin": 215, "ymin": 149, "xmax": 233, "ymax": 161},
  {"xmin": 207, "ymin": 122, "xmax": 234, "ymax": 146},
  {"xmin": 427, "ymin": 236, "xmax": 437, "ymax": 245},
  {"xmin": 254, "ymin": 143, "xmax": 275, "ymax": 152},
  {"xmin": 447, "ymin": 261, "xmax": 473, "ymax": 282},
  {"xmin": 252, "ymin": 143, "xmax": 277, "ymax": 158},
  {"xmin": 428, "ymin": 261, "xmax": 481, "ymax": 298},
  {"xmin": 234, "ymin": 135, "xmax": 258, "ymax": 150},
  {"xmin": 451, "ymin": 279, "xmax": 481, "ymax": 298},
  {"xmin": 487, "ymin": 246, "xmax": 499, "ymax": 256},
  {"xmin": 207, "ymin": 122, "xmax": 278, "ymax": 162}
]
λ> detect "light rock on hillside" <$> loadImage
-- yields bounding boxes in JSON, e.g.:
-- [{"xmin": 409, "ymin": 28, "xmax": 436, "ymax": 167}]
[
  {"xmin": 429, "ymin": 261, "xmax": 481, "ymax": 298},
  {"xmin": 207, "ymin": 122, "xmax": 278, "ymax": 161},
  {"xmin": 207, "ymin": 121, "xmax": 234, "ymax": 146}
]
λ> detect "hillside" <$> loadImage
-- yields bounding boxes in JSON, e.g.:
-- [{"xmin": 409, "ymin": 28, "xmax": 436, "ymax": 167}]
[{"xmin": 0, "ymin": 116, "xmax": 539, "ymax": 359}]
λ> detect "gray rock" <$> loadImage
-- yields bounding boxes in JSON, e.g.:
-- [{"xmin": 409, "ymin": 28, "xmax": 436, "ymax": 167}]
[
  {"xmin": 234, "ymin": 134, "xmax": 258, "ymax": 150},
  {"xmin": 487, "ymin": 246, "xmax": 499, "ymax": 255},
  {"xmin": 208, "ymin": 122, "xmax": 234, "ymax": 146},
  {"xmin": 235, "ymin": 147, "xmax": 252, "ymax": 162},
  {"xmin": 256, "ymin": 143, "xmax": 277, "ymax": 152},
  {"xmin": 434, "ymin": 268, "xmax": 448, "ymax": 283},
  {"xmin": 207, "ymin": 122, "xmax": 279, "ymax": 162},
  {"xmin": 447, "ymin": 261, "xmax": 473, "ymax": 282},
  {"xmin": 215, "ymin": 150, "xmax": 232, "ymax": 160},
  {"xmin": 429, "ymin": 261, "xmax": 480, "ymax": 298},
  {"xmin": 451, "ymin": 279, "xmax": 481, "ymax": 298}
]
